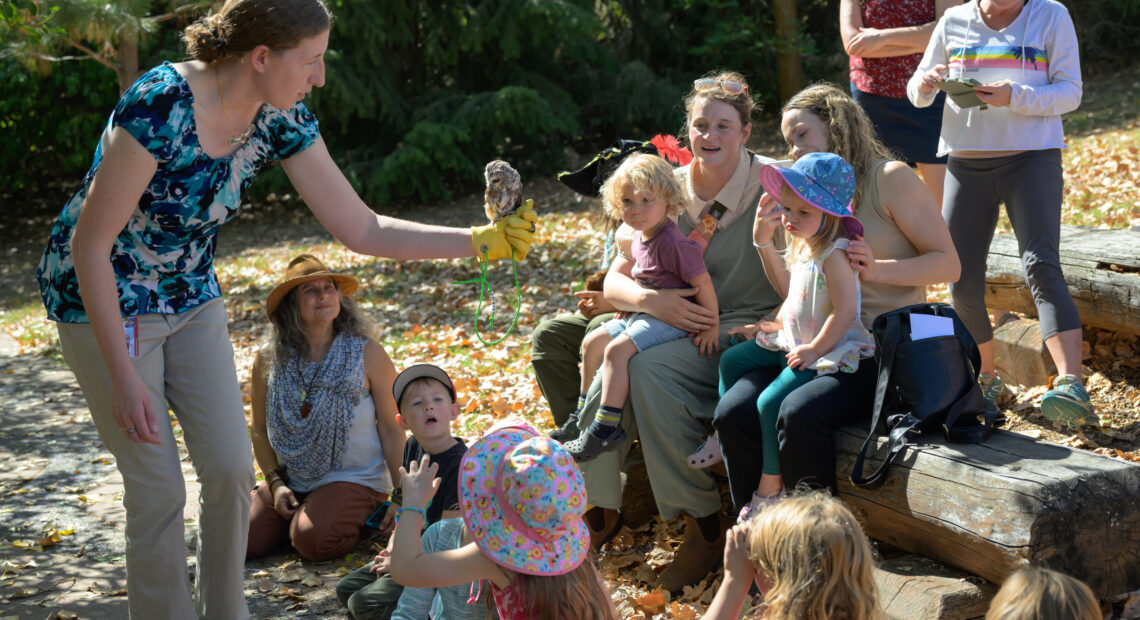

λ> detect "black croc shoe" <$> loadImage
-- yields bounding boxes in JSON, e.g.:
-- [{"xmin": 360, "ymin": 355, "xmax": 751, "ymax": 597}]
[{"xmin": 564, "ymin": 424, "xmax": 628, "ymax": 463}]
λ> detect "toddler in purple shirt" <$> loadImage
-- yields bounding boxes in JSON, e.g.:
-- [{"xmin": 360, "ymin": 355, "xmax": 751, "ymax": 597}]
[{"xmin": 559, "ymin": 153, "xmax": 719, "ymax": 462}]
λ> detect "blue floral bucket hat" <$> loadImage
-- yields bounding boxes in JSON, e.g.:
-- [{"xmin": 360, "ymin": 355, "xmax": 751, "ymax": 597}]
[
  {"xmin": 759, "ymin": 152, "xmax": 863, "ymax": 239},
  {"xmin": 459, "ymin": 418, "xmax": 589, "ymax": 576}
]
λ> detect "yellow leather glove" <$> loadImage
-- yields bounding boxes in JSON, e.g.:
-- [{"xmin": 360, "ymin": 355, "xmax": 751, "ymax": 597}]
[{"xmin": 470, "ymin": 199, "xmax": 538, "ymax": 261}]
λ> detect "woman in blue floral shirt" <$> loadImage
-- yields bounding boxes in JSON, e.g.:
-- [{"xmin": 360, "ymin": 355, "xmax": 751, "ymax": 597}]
[{"xmin": 35, "ymin": 1, "xmax": 536, "ymax": 618}]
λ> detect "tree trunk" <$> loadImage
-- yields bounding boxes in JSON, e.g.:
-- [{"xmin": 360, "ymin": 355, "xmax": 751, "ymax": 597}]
[
  {"xmin": 772, "ymin": 0, "xmax": 804, "ymax": 102},
  {"xmin": 116, "ymin": 27, "xmax": 138, "ymax": 94}
]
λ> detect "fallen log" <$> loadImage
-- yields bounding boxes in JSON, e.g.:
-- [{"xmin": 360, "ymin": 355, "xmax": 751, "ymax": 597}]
[
  {"xmin": 985, "ymin": 226, "xmax": 1140, "ymax": 335},
  {"xmin": 874, "ymin": 554, "xmax": 997, "ymax": 620},
  {"xmin": 835, "ymin": 425, "xmax": 1140, "ymax": 598}
]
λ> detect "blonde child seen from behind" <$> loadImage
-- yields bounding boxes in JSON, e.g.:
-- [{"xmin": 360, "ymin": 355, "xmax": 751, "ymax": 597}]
[
  {"xmin": 557, "ymin": 153, "xmax": 719, "ymax": 462},
  {"xmin": 704, "ymin": 491, "xmax": 884, "ymax": 620},
  {"xmin": 986, "ymin": 567, "xmax": 1101, "ymax": 620},
  {"xmin": 389, "ymin": 419, "xmax": 617, "ymax": 620}
]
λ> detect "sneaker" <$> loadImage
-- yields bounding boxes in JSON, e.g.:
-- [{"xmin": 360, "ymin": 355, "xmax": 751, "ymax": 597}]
[
  {"xmin": 564, "ymin": 424, "xmax": 628, "ymax": 463},
  {"xmin": 548, "ymin": 412, "xmax": 581, "ymax": 443},
  {"xmin": 737, "ymin": 489, "xmax": 785, "ymax": 524},
  {"xmin": 686, "ymin": 432, "xmax": 723, "ymax": 469},
  {"xmin": 1041, "ymin": 375, "xmax": 1098, "ymax": 430},
  {"xmin": 978, "ymin": 371, "xmax": 1004, "ymax": 406}
]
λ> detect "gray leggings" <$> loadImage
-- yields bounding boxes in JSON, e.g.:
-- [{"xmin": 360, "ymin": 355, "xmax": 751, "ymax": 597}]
[{"xmin": 944, "ymin": 148, "xmax": 1079, "ymax": 343}]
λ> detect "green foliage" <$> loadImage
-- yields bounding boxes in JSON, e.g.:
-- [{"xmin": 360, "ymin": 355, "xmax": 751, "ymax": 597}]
[
  {"xmin": 6, "ymin": 0, "xmax": 1138, "ymax": 209},
  {"xmin": 0, "ymin": 57, "xmax": 118, "ymax": 193},
  {"xmin": 0, "ymin": 1, "xmax": 63, "ymax": 47}
]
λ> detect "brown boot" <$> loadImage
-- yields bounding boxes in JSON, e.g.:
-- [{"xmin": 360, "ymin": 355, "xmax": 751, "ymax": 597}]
[
  {"xmin": 656, "ymin": 512, "xmax": 725, "ymax": 593},
  {"xmin": 585, "ymin": 507, "xmax": 623, "ymax": 551}
]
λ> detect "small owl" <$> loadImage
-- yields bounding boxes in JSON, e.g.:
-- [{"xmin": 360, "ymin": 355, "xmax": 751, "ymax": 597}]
[{"xmin": 483, "ymin": 160, "xmax": 523, "ymax": 223}]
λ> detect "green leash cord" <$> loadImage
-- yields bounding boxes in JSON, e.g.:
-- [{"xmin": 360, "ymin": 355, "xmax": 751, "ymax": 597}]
[{"xmin": 452, "ymin": 247, "xmax": 523, "ymax": 346}]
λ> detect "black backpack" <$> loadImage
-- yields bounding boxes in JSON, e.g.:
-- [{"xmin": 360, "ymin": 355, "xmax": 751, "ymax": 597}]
[{"xmin": 850, "ymin": 303, "xmax": 1005, "ymax": 488}]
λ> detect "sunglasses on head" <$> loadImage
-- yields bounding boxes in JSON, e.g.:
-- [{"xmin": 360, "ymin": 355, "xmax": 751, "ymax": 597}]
[{"xmin": 692, "ymin": 77, "xmax": 749, "ymax": 96}]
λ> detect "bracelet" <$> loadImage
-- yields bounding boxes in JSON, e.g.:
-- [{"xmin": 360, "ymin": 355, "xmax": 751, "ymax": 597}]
[
  {"xmin": 394, "ymin": 506, "xmax": 425, "ymax": 525},
  {"xmin": 752, "ymin": 240, "xmax": 774, "ymax": 249},
  {"xmin": 265, "ymin": 469, "xmax": 286, "ymax": 490}
]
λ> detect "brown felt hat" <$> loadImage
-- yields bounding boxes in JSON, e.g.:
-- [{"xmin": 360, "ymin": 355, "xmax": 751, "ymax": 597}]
[{"xmin": 265, "ymin": 254, "xmax": 360, "ymax": 317}]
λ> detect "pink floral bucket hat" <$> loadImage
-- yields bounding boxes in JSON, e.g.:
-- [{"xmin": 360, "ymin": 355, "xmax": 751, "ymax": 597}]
[{"xmin": 459, "ymin": 419, "xmax": 589, "ymax": 576}]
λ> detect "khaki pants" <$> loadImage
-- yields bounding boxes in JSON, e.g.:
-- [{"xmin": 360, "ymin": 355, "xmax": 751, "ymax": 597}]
[{"xmin": 58, "ymin": 298, "xmax": 253, "ymax": 620}]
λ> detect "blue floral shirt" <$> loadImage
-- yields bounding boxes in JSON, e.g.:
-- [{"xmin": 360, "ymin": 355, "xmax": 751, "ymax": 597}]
[{"xmin": 37, "ymin": 62, "xmax": 320, "ymax": 323}]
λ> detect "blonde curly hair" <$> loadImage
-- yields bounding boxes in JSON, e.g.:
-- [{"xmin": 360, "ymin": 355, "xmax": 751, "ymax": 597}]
[{"xmin": 599, "ymin": 153, "xmax": 686, "ymax": 222}]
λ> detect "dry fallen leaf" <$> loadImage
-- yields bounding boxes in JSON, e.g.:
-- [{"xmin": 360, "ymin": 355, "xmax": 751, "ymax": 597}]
[
  {"xmin": 633, "ymin": 588, "xmax": 667, "ymax": 615},
  {"xmin": 301, "ymin": 575, "xmax": 324, "ymax": 587}
]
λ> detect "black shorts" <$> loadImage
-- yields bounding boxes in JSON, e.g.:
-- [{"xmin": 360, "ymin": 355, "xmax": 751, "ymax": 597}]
[{"xmin": 851, "ymin": 85, "xmax": 947, "ymax": 165}]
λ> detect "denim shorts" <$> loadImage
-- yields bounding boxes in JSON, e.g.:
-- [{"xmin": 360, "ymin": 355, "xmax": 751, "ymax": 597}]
[{"xmin": 604, "ymin": 312, "xmax": 688, "ymax": 352}]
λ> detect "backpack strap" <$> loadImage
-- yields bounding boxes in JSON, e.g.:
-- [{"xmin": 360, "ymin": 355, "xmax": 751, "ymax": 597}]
[{"xmin": 850, "ymin": 312, "xmax": 918, "ymax": 488}]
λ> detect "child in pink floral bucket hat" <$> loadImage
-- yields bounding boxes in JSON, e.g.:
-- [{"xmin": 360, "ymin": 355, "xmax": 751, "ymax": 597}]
[
  {"xmin": 716, "ymin": 152, "xmax": 875, "ymax": 523},
  {"xmin": 389, "ymin": 419, "xmax": 617, "ymax": 620}
]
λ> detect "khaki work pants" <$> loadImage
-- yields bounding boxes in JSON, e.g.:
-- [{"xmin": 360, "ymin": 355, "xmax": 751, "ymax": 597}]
[{"xmin": 58, "ymin": 298, "xmax": 253, "ymax": 620}]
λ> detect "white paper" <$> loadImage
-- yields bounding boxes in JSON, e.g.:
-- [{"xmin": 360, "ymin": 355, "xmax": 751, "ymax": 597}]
[{"xmin": 910, "ymin": 314, "xmax": 954, "ymax": 341}]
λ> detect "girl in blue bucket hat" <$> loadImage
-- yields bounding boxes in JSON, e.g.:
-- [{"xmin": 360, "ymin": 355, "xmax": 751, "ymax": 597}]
[{"xmin": 717, "ymin": 152, "xmax": 875, "ymax": 522}]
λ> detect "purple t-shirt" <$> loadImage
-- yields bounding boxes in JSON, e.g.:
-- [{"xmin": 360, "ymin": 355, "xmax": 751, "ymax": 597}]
[{"xmin": 631, "ymin": 219, "xmax": 708, "ymax": 301}]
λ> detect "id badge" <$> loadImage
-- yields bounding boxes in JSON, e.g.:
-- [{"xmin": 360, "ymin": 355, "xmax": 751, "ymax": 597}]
[{"xmin": 123, "ymin": 317, "xmax": 139, "ymax": 358}]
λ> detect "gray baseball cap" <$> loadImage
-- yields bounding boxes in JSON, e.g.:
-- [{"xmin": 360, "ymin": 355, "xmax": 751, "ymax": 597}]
[{"xmin": 392, "ymin": 364, "xmax": 457, "ymax": 405}]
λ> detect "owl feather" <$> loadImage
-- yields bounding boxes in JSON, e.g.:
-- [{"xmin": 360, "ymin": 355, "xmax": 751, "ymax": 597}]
[{"xmin": 483, "ymin": 160, "xmax": 523, "ymax": 223}]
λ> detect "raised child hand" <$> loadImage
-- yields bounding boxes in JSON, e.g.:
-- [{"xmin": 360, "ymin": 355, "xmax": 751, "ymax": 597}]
[
  {"xmin": 723, "ymin": 523, "xmax": 756, "ymax": 582},
  {"xmin": 753, "ymin": 193, "xmax": 782, "ymax": 248},
  {"xmin": 399, "ymin": 455, "xmax": 441, "ymax": 514}
]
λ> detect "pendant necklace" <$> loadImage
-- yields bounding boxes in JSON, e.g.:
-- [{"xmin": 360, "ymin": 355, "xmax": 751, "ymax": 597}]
[
  {"xmin": 296, "ymin": 356, "xmax": 323, "ymax": 419},
  {"xmin": 215, "ymin": 66, "xmax": 256, "ymax": 146}
]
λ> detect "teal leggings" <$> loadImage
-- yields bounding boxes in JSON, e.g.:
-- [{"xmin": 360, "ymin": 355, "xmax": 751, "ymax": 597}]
[{"xmin": 718, "ymin": 340, "xmax": 816, "ymax": 476}]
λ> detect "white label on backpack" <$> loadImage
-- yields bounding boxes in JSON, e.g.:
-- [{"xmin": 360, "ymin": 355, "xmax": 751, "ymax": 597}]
[{"xmin": 910, "ymin": 314, "xmax": 954, "ymax": 341}]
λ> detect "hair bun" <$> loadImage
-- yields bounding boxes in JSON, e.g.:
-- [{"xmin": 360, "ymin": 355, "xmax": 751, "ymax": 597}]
[{"xmin": 184, "ymin": 15, "xmax": 227, "ymax": 63}]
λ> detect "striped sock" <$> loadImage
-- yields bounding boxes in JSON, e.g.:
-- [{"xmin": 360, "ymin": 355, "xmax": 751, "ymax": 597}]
[
  {"xmin": 595, "ymin": 405, "xmax": 622, "ymax": 427},
  {"xmin": 577, "ymin": 393, "xmax": 586, "ymax": 412}
]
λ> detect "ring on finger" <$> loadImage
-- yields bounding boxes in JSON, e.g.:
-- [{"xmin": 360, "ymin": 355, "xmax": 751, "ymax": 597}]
[{"xmin": 127, "ymin": 428, "xmax": 137, "ymax": 434}]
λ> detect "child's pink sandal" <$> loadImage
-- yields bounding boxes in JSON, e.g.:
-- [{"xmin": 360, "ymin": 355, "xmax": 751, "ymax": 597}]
[{"xmin": 687, "ymin": 432, "xmax": 723, "ymax": 469}]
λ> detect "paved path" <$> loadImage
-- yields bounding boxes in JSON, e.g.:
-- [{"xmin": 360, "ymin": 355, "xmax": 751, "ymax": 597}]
[{"xmin": 0, "ymin": 333, "xmax": 362, "ymax": 618}]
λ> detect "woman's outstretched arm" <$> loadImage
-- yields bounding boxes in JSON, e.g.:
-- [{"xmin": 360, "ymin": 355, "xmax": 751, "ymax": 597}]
[{"xmin": 282, "ymin": 137, "xmax": 535, "ymax": 261}]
